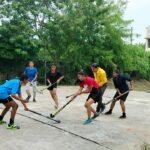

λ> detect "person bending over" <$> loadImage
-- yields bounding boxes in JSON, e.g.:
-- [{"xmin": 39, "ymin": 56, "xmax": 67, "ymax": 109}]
[
  {"xmin": 105, "ymin": 70, "xmax": 133, "ymax": 119},
  {"xmin": 91, "ymin": 63, "xmax": 108, "ymax": 113},
  {"xmin": 74, "ymin": 70, "xmax": 102, "ymax": 125},
  {"xmin": 0, "ymin": 75, "xmax": 29, "ymax": 129}
]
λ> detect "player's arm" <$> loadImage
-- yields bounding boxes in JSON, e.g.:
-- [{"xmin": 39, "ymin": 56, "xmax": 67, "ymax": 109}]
[
  {"xmin": 113, "ymin": 79, "xmax": 121, "ymax": 95},
  {"xmin": 124, "ymin": 77, "xmax": 133, "ymax": 90},
  {"xmin": 57, "ymin": 75, "xmax": 64, "ymax": 84},
  {"xmin": 81, "ymin": 86, "xmax": 92, "ymax": 94},
  {"xmin": 46, "ymin": 72, "xmax": 51, "ymax": 85},
  {"xmin": 129, "ymin": 80, "xmax": 133, "ymax": 90},
  {"xmin": 18, "ymin": 94, "xmax": 28, "ymax": 110},
  {"xmin": 11, "ymin": 94, "xmax": 28, "ymax": 110},
  {"xmin": 32, "ymin": 68, "xmax": 38, "ymax": 82},
  {"xmin": 33, "ymin": 74, "xmax": 38, "ymax": 82},
  {"xmin": 74, "ymin": 87, "xmax": 83, "ymax": 96},
  {"xmin": 11, "ymin": 83, "xmax": 28, "ymax": 110},
  {"xmin": 46, "ymin": 78, "xmax": 51, "ymax": 85}
]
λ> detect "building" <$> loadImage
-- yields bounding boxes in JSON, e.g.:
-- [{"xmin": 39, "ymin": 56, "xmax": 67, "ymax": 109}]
[{"xmin": 145, "ymin": 26, "xmax": 150, "ymax": 51}]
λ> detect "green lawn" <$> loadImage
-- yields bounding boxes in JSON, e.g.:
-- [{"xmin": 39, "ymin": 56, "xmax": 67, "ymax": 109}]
[
  {"xmin": 107, "ymin": 79, "xmax": 150, "ymax": 92},
  {"xmin": 141, "ymin": 143, "xmax": 150, "ymax": 150}
]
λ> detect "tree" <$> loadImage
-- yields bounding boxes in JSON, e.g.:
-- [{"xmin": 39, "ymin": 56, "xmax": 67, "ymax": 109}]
[{"xmin": 1, "ymin": 0, "xmax": 149, "ymax": 82}]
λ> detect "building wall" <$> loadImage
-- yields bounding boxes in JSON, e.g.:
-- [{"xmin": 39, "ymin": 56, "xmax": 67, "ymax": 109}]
[
  {"xmin": 145, "ymin": 26, "xmax": 150, "ymax": 51},
  {"xmin": 145, "ymin": 38, "xmax": 150, "ymax": 51}
]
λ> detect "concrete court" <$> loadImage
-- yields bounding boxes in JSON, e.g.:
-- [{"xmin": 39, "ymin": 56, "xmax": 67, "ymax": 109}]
[{"xmin": 0, "ymin": 86, "xmax": 150, "ymax": 150}]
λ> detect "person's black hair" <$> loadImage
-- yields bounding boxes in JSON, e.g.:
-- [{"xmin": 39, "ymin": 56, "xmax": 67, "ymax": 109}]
[
  {"xmin": 91, "ymin": 63, "xmax": 99, "ymax": 68},
  {"xmin": 20, "ymin": 74, "xmax": 29, "ymax": 81},
  {"xmin": 50, "ymin": 64, "xmax": 57, "ymax": 73},
  {"xmin": 50, "ymin": 63, "xmax": 57, "ymax": 67},
  {"xmin": 77, "ymin": 70, "xmax": 87, "ymax": 76},
  {"xmin": 113, "ymin": 69, "xmax": 120, "ymax": 75},
  {"xmin": 75, "ymin": 70, "xmax": 87, "ymax": 85}
]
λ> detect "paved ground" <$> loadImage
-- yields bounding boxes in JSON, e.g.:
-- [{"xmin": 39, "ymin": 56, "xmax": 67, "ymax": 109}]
[{"xmin": 0, "ymin": 86, "xmax": 150, "ymax": 150}]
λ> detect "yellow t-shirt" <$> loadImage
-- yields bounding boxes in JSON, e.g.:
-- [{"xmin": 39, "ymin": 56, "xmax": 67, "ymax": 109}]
[{"xmin": 93, "ymin": 67, "xmax": 107, "ymax": 86}]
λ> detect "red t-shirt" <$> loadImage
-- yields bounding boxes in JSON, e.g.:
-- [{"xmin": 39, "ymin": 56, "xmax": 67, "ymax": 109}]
[{"xmin": 80, "ymin": 77, "xmax": 100, "ymax": 91}]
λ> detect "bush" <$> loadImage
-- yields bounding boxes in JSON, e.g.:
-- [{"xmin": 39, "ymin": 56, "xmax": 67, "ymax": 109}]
[{"xmin": 141, "ymin": 143, "xmax": 150, "ymax": 150}]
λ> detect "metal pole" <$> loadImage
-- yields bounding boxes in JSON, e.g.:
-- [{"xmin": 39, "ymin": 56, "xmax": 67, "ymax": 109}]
[{"xmin": 44, "ymin": 60, "xmax": 47, "ymax": 85}]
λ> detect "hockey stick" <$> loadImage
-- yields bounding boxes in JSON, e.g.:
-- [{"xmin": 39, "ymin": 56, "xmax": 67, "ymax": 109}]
[
  {"xmin": 30, "ymin": 82, "xmax": 57, "ymax": 94},
  {"xmin": 104, "ymin": 90, "xmax": 130, "ymax": 105},
  {"xmin": 40, "ymin": 82, "xmax": 57, "ymax": 93},
  {"xmin": 28, "ymin": 109, "xmax": 61, "ymax": 123},
  {"xmin": 66, "ymin": 94, "xmax": 74, "ymax": 98},
  {"xmin": 50, "ymin": 96, "xmax": 77, "ymax": 118}
]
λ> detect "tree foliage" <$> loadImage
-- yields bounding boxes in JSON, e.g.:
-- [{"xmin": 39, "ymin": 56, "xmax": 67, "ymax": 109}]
[{"xmin": 0, "ymin": 0, "xmax": 149, "ymax": 82}]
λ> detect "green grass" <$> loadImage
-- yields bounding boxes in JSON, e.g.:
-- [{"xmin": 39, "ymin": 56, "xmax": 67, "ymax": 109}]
[
  {"xmin": 133, "ymin": 80, "xmax": 150, "ymax": 92},
  {"xmin": 141, "ymin": 143, "xmax": 150, "ymax": 150},
  {"xmin": 107, "ymin": 79, "xmax": 150, "ymax": 92}
]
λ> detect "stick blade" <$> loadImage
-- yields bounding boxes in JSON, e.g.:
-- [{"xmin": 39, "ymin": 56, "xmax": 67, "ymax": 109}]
[
  {"xmin": 50, "ymin": 113, "xmax": 54, "ymax": 118},
  {"xmin": 57, "ymin": 120, "xmax": 61, "ymax": 123}
]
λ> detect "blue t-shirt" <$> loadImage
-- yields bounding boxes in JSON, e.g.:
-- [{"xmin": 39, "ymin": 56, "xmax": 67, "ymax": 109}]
[
  {"xmin": 0, "ymin": 79, "xmax": 21, "ymax": 100},
  {"xmin": 25, "ymin": 67, "xmax": 38, "ymax": 81}
]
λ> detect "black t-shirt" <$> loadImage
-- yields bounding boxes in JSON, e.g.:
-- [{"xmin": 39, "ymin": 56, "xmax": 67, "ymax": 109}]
[
  {"xmin": 46, "ymin": 71, "xmax": 63, "ymax": 85},
  {"xmin": 113, "ymin": 75, "xmax": 131, "ymax": 92}
]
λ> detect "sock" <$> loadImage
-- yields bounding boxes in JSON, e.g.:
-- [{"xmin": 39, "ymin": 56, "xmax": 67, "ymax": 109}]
[
  {"xmin": 9, "ymin": 119, "xmax": 14, "ymax": 125},
  {"xmin": 0, "ymin": 115, "xmax": 3, "ymax": 121}
]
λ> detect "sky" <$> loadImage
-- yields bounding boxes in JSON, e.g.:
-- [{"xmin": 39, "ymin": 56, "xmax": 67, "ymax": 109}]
[{"xmin": 124, "ymin": 0, "xmax": 150, "ymax": 43}]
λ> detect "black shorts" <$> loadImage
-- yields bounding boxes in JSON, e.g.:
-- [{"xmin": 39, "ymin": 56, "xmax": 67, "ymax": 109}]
[
  {"xmin": 114, "ymin": 91, "xmax": 129, "ymax": 102},
  {"xmin": 87, "ymin": 87, "xmax": 102, "ymax": 103},
  {"xmin": 47, "ymin": 83, "xmax": 57, "ymax": 91},
  {"xmin": 0, "ymin": 97, "xmax": 13, "ymax": 104}
]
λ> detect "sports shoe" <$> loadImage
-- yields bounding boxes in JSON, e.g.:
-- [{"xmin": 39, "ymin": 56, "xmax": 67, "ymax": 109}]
[
  {"xmin": 91, "ymin": 113, "xmax": 99, "ymax": 120},
  {"xmin": 0, "ymin": 120, "xmax": 7, "ymax": 125},
  {"xmin": 83, "ymin": 119, "xmax": 92, "ymax": 125},
  {"xmin": 119, "ymin": 115, "xmax": 126, "ymax": 119},
  {"xmin": 7, "ymin": 123, "xmax": 20, "ymax": 129},
  {"xmin": 105, "ymin": 110, "xmax": 112, "ymax": 115},
  {"xmin": 26, "ymin": 95, "xmax": 31, "ymax": 101},
  {"xmin": 33, "ymin": 99, "xmax": 36, "ymax": 102},
  {"xmin": 100, "ymin": 105, "xmax": 106, "ymax": 113}
]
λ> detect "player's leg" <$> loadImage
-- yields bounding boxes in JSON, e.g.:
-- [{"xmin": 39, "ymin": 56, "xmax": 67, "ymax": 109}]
[
  {"xmin": 50, "ymin": 88, "xmax": 59, "ymax": 109},
  {"xmin": 84, "ymin": 98, "xmax": 96, "ymax": 124},
  {"xmin": 32, "ymin": 81, "xmax": 37, "ymax": 102},
  {"xmin": 119, "ymin": 93, "xmax": 128, "ymax": 119},
  {"xmin": 105, "ymin": 92, "xmax": 118, "ymax": 115},
  {"xmin": 96, "ymin": 86, "xmax": 106, "ymax": 113},
  {"xmin": 0, "ymin": 99, "xmax": 11, "ymax": 124},
  {"xmin": 119, "ymin": 100, "xmax": 126, "ymax": 118},
  {"xmin": 26, "ymin": 82, "xmax": 31, "ymax": 101},
  {"xmin": 0, "ymin": 97, "xmax": 19, "ymax": 128}
]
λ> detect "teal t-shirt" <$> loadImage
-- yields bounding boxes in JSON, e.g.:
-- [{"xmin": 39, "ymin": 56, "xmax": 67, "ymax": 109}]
[{"xmin": 0, "ymin": 79, "xmax": 21, "ymax": 100}]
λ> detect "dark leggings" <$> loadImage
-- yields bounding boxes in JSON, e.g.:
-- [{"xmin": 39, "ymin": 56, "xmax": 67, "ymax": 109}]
[{"xmin": 96, "ymin": 83, "xmax": 107, "ymax": 112}]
